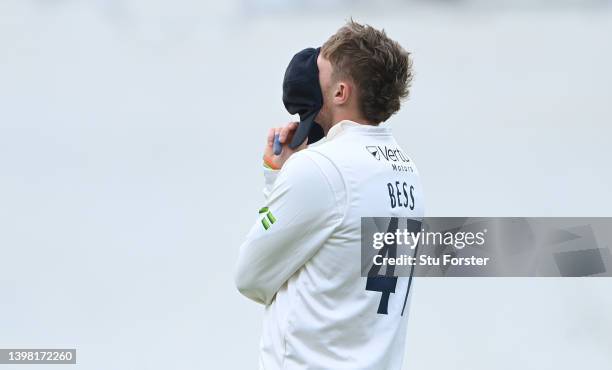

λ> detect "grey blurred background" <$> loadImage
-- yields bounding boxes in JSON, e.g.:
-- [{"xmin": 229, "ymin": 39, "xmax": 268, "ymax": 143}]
[{"xmin": 1, "ymin": 0, "xmax": 611, "ymax": 369}]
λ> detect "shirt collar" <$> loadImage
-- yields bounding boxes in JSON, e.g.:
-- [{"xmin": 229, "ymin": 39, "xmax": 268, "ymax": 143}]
[{"xmin": 325, "ymin": 120, "xmax": 391, "ymax": 141}]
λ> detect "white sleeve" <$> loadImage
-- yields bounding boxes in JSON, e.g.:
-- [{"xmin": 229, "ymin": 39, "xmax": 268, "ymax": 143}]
[
  {"xmin": 234, "ymin": 151, "xmax": 345, "ymax": 305},
  {"xmin": 262, "ymin": 167, "xmax": 278, "ymax": 200}
]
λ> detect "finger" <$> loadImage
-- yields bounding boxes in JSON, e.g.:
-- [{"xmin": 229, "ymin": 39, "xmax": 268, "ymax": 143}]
[
  {"xmin": 279, "ymin": 121, "xmax": 299, "ymax": 144},
  {"xmin": 284, "ymin": 121, "xmax": 300, "ymax": 144},
  {"xmin": 288, "ymin": 121, "xmax": 299, "ymax": 130},
  {"xmin": 267, "ymin": 128, "xmax": 275, "ymax": 147},
  {"xmin": 279, "ymin": 125, "xmax": 290, "ymax": 144}
]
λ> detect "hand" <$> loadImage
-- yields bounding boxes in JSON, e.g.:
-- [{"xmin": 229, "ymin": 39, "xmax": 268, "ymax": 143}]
[{"xmin": 263, "ymin": 122, "xmax": 308, "ymax": 169}]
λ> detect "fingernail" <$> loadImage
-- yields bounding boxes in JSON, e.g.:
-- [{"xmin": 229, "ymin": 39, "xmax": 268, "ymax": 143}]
[{"xmin": 273, "ymin": 134, "xmax": 282, "ymax": 155}]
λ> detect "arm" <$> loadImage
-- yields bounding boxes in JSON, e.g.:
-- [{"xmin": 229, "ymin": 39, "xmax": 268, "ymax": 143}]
[
  {"xmin": 234, "ymin": 151, "xmax": 344, "ymax": 305},
  {"xmin": 262, "ymin": 167, "xmax": 278, "ymax": 200}
]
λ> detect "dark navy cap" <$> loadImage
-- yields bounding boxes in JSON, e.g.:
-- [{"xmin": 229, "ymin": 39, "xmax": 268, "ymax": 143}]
[{"xmin": 282, "ymin": 47, "xmax": 325, "ymax": 149}]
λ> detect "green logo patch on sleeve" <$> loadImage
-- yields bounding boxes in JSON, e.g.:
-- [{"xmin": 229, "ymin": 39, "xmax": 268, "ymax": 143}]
[{"xmin": 259, "ymin": 207, "xmax": 276, "ymax": 230}]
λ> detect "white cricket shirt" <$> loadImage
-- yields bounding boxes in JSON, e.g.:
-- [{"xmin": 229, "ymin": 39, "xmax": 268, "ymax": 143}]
[{"xmin": 235, "ymin": 120, "xmax": 425, "ymax": 370}]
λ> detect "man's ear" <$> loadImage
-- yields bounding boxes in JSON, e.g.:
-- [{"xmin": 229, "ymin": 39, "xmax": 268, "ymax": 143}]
[{"xmin": 333, "ymin": 81, "xmax": 351, "ymax": 106}]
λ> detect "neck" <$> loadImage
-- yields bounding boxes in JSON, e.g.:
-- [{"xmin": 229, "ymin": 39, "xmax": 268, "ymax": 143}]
[{"xmin": 323, "ymin": 111, "xmax": 375, "ymax": 134}]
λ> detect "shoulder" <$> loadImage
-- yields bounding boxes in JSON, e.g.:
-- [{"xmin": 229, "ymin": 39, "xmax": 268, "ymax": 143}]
[
  {"xmin": 279, "ymin": 150, "xmax": 324, "ymax": 180},
  {"xmin": 279, "ymin": 149, "xmax": 347, "ymax": 209},
  {"xmin": 285, "ymin": 149, "xmax": 344, "ymax": 186}
]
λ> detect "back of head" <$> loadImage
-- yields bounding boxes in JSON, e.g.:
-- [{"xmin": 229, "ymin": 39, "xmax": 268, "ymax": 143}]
[{"xmin": 321, "ymin": 20, "xmax": 413, "ymax": 124}]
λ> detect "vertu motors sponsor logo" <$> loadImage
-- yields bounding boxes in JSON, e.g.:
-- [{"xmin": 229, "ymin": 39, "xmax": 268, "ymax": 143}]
[{"xmin": 365, "ymin": 145, "xmax": 410, "ymax": 163}]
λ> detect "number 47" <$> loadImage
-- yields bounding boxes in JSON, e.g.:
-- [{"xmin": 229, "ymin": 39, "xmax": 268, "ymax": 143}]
[{"xmin": 365, "ymin": 217, "xmax": 420, "ymax": 316}]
